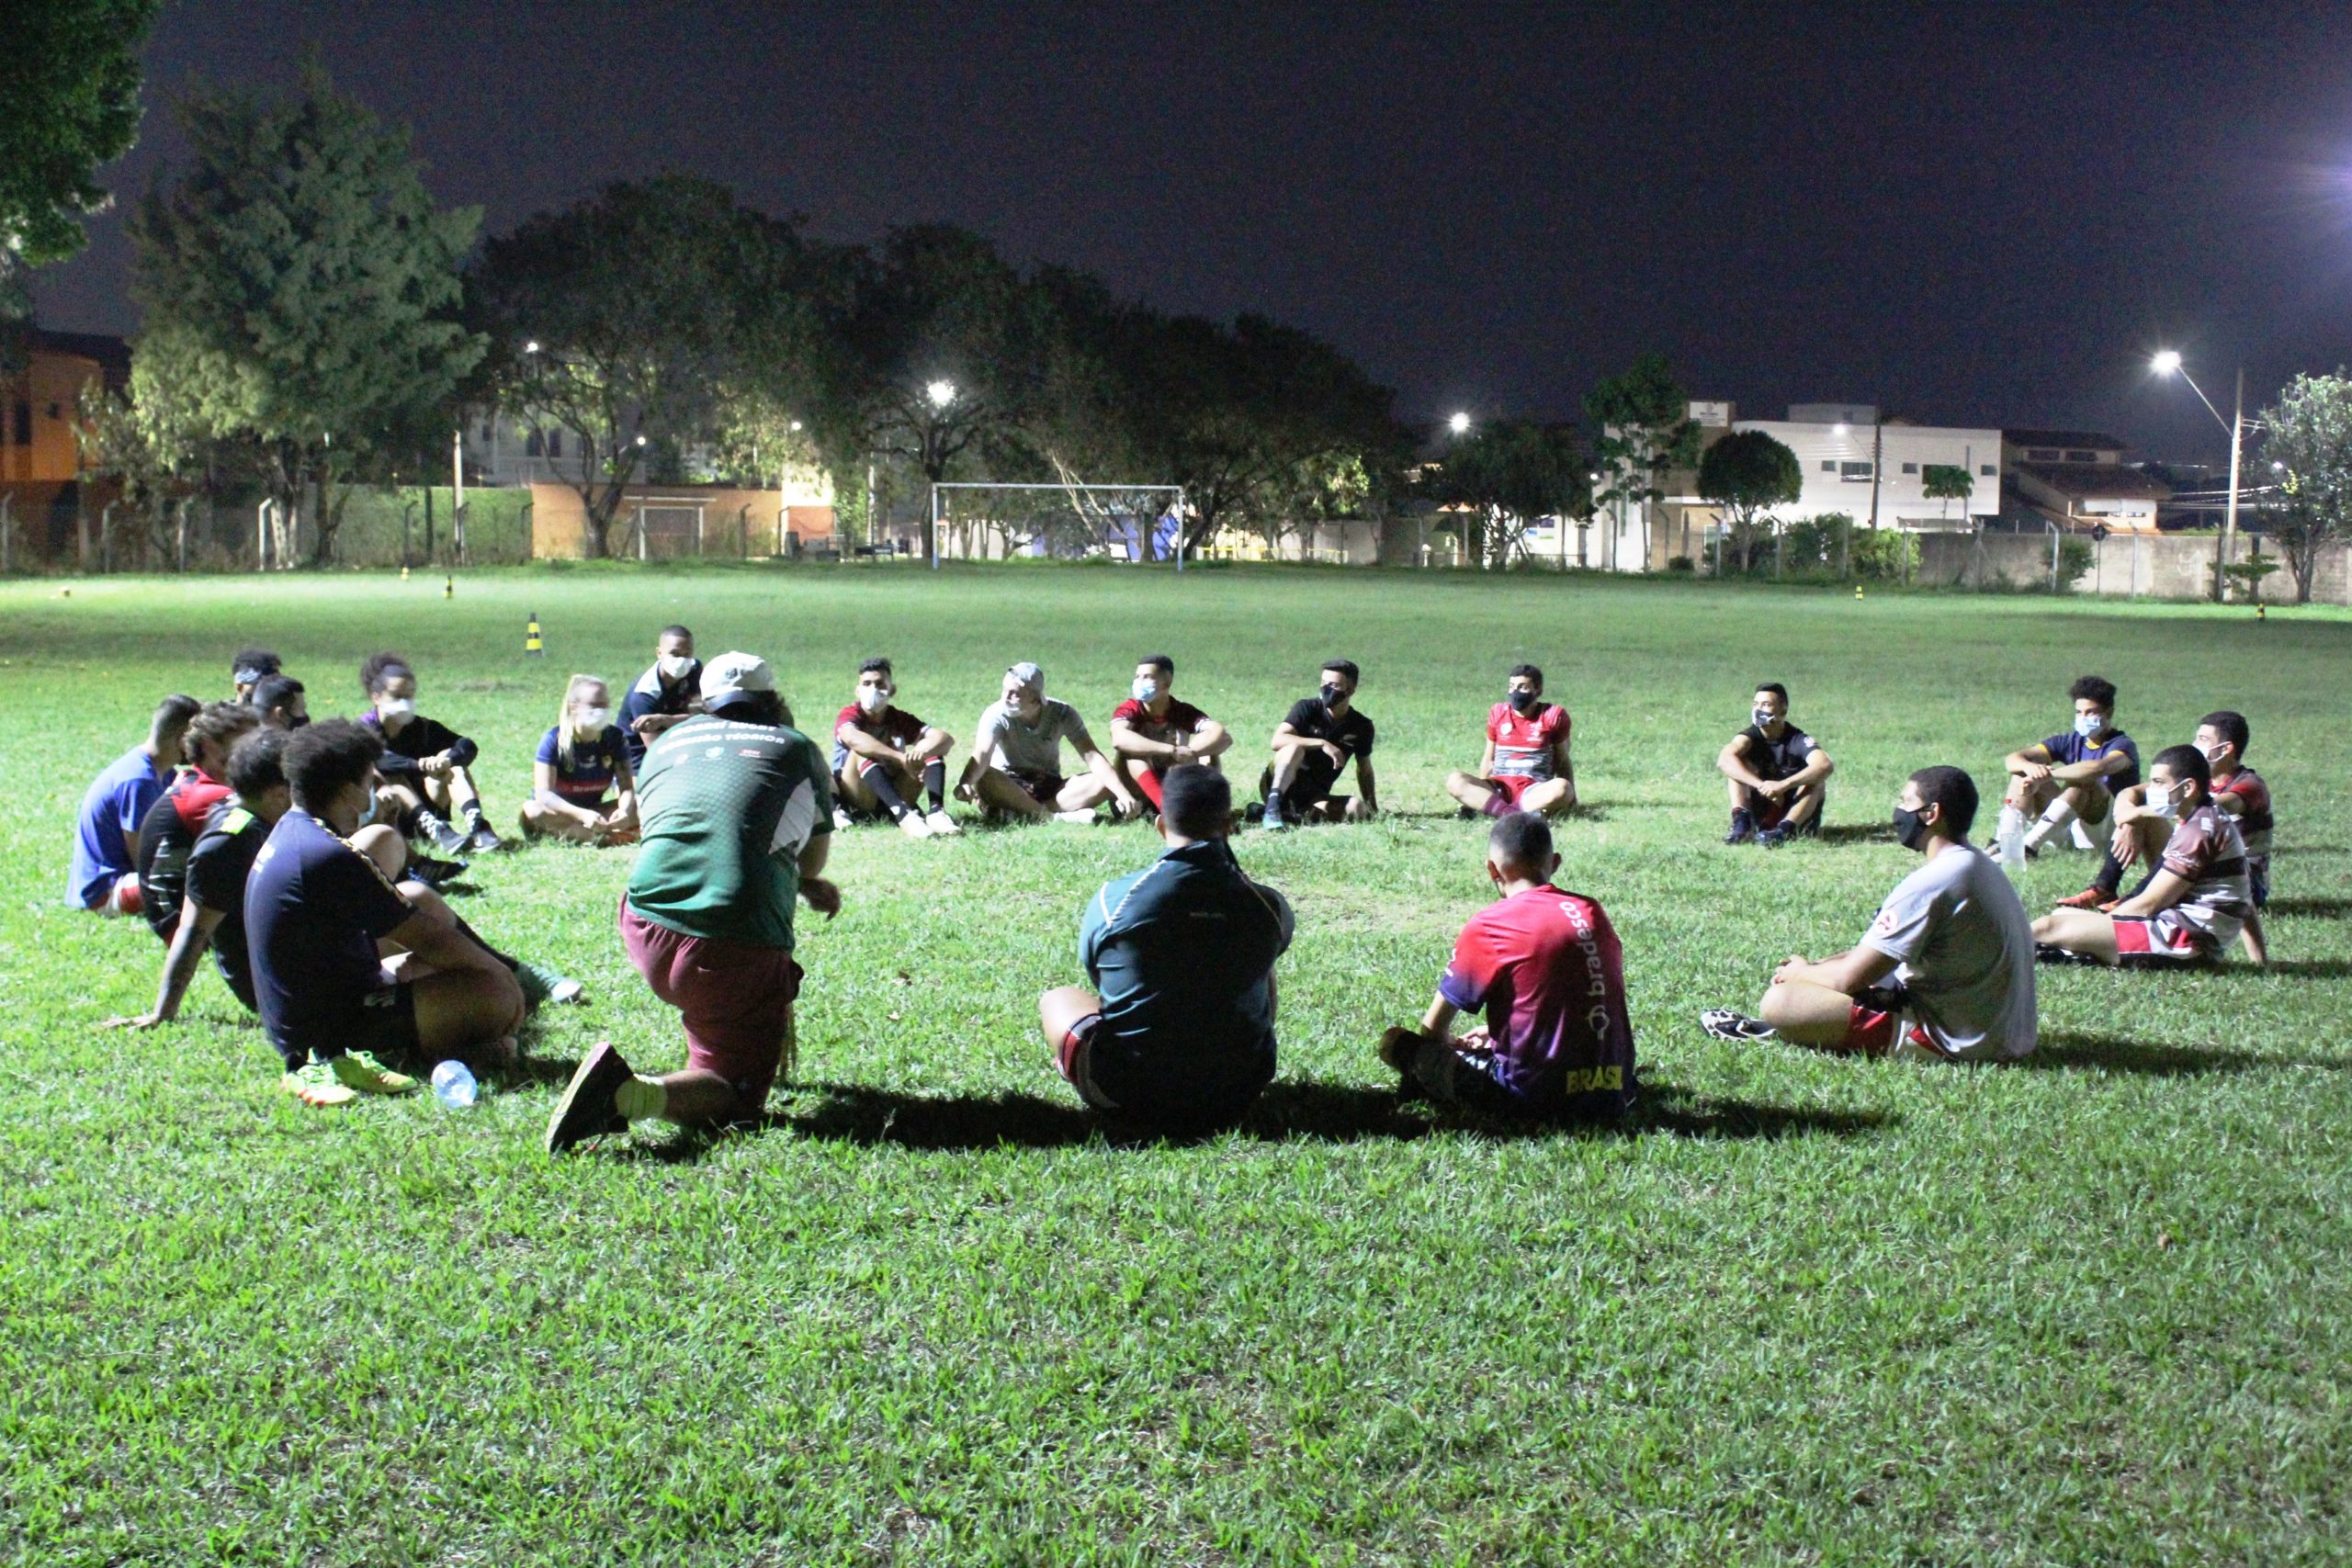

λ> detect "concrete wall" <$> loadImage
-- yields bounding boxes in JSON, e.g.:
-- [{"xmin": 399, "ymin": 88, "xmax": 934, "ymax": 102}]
[
  {"xmin": 1917, "ymin": 529, "xmax": 2352, "ymax": 604},
  {"xmin": 530, "ymin": 482, "xmax": 834, "ymax": 559}
]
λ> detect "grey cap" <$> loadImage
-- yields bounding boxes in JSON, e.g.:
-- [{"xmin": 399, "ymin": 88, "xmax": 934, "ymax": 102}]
[{"xmin": 1006, "ymin": 661, "xmax": 1044, "ymax": 691}]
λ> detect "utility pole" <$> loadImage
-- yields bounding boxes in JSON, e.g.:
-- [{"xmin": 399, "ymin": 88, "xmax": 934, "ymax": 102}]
[{"xmin": 2217, "ymin": 367, "xmax": 2245, "ymax": 603}]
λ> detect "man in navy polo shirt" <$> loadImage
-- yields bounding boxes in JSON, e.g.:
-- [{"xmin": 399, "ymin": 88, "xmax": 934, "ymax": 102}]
[
  {"xmin": 1040, "ymin": 765, "xmax": 1293, "ymax": 1133},
  {"xmin": 247, "ymin": 720, "xmax": 526, "ymax": 1106},
  {"xmin": 1996, "ymin": 674, "xmax": 2139, "ymax": 858},
  {"xmin": 617, "ymin": 624, "xmax": 705, "ymax": 769}
]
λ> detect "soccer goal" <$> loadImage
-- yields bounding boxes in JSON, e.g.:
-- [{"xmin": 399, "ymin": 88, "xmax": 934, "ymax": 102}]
[{"xmin": 929, "ymin": 481, "xmax": 1190, "ymax": 570}]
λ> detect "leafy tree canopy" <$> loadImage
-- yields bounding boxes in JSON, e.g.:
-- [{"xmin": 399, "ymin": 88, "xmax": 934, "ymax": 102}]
[{"xmin": 0, "ymin": 0, "xmax": 158, "ymax": 322}]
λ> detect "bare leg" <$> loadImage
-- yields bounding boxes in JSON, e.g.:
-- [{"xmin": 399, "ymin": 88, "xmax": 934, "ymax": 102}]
[
  {"xmin": 1056, "ymin": 773, "xmax": 1115, "ymax": 812},
  {"xmin": 409, "ymin": 966, "xmax": 526, "ymax": 1067},
  {"xmin": 643, "ymin": 1069, "xmax": 755, "ymax": 1125},
  {"xmin": 352, "ymin": 824, "xmax": 408, "ymax": 879},
  {"xmin": 1444, "ymin": 770, "xmax": 1502, "ymax": 813},
  {"xmin": 2031, "ymin": 907, "xmax": 2120, "ymax": 964},
  {"xmin": 971, "ymin": 766, "xmax": 1052, "ymax": 821},
  {"xmin": 1269, "ymin": 741, "xmax": 1312, "ymax": 799},
  {"xmin": 1519, "ymin": 776, "xmax": 1577, "ymax": 817},
  {"xmin": 1782, "ymin": 780, "xmax": 1826, "ymax": 830},
  {"xmin": 442, "ymin": 767, "xmax": 482, "ymax": 816},
  {"xmin": 1758, "ymin": 977, "xmax": 1863, "ymax": 1048},
  {"xmin": 834, "ymin": 766, "xmax": 883, "ymax": 815},
  {"xmin": 2239, "ymin": 908, "xmax": 2268, "ymax": 966},
  {"xmin": 518, "ymin": 799, "xmax": 604, "ymax": 843},
  {"xmin": 1039, "ymin": 985, "xmax": 1101, "ymax": 1055}
]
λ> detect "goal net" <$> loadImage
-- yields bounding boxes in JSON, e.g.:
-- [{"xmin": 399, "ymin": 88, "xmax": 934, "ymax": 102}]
[{"xmin": 930, "ymin": 481, "xmax": 1189, "ymax": 568}]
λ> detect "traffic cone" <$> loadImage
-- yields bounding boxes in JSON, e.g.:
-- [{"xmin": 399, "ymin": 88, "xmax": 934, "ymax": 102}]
[
  {"xmin": 444, "ymin": 574, "xmax": 454, "ymax": 600},
  {"xmin": 401, "ymin": 566, "xmax": 410, "ymax": 581},
  {"xmin": 526, "ymin": 613, "xmax": 544, "ymax": 655},
  {"xmin": 1855, "ymin": 583, "xmax": 1864, "ymax": 600}
]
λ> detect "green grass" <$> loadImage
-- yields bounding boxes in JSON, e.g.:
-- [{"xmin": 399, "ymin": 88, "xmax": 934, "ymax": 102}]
[{"xmin": 4, "ymin": 565, "xmax": 2349, "ymax": 1565}]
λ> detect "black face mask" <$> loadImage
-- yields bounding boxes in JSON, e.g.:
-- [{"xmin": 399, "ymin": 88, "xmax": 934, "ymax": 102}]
[
  {"xmin": 287, "ymin": 712, "xmax": 310, "ymax": 729},
  {"xmin": 1893, "ymin": 806, "xmax": 1929, "ymax": 852},
  {"xmin": 1508, "ymin": 689, "xmax": 1537, "ymax": 714},
  {"xmin": 1320, "ymin": 683, "xmax": 1343, "ymax": 707}
]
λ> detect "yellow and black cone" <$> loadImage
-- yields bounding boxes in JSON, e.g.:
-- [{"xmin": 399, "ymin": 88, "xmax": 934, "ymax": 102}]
[
  {"xmin": 444, "ymin": 574, "xmax": 454, "ymax": 599},
  {"xmin": 526, "ymin": 613, "xmax": 544, "ymax": 655},
  {"xmin": 1855, "ymin": 583, "xmax": 1864, "ymax": 600}
]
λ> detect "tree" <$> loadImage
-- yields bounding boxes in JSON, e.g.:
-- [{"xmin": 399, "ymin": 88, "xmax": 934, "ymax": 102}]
[
  {"xmin": 1431, "ymin": 420, "xmax": 1590, "ymax": 569},
  {"xmin": 1922, "ymin": 463, "xmax": 1973, "ymax": 520},
  {"xmin": 469, "ymin": 175, "xmax": 846, "ymax": 559},
  {"xmin": 75, "ymin": 333, "xmax": 214, "ymax": 563},
  {"xmin": 129, "ymin": 65, "xmax": 482, "ymax": 565},
  {"xmin": 2258, "ymin": 370, "xmax": 2352, "ymax": 604},
  {"xmin": 1585, "ymin": 355, "xmax": 1699, "ymax": 572},
  {"xmin": 0, "ymin": 0, "xmax": 158, "ymax": 326},
  {"xmin": 1697, "ymin": 430, "xmax": 1801, "ymax": 573}
]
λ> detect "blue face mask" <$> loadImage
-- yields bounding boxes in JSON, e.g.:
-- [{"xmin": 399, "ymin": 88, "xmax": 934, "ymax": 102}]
[
  {"xmin": 2075, "ymin": 712, "xmax": 2106, "ymax": 739},
  {"xmin": 1133, "ymin": 678, "xmax": 1160, "ymax": 704},
  {"xmin": 355, "ymin": 789, "xmax": 379, "ymax": 829}
]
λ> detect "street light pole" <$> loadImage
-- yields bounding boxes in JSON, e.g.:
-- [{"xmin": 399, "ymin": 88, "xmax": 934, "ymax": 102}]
[{"xmin": 2220, "ymin": 367, "xmax": 2244, "ymax": 604}]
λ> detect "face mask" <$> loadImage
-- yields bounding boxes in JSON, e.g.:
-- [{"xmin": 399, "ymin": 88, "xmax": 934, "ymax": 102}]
[
  {"xmin": 355, "ymin": 789, "xmax": 379, "ymax": 829},
  {"xmin": 1753, "ymin": 707, "xmax": 1776, "ymax": 729},
  {"xmin": 1133, "ymin": 679, "xmax": 1160, "ymax": 704},
  {"xmin": 379, "ymin": 696, "xmax": 416, "ymax": 719},
  {"xmin": 1320, "ymin": 683, "xmax": 1344, "ymax": 707},
  {"xmin": 857, "ymin": 686, "xmax": 889, "ymax": 715},
  {"xmin": 2145, "ymin": 784, "xmax": 2181, "ymax": 821},
  {"xmin": 658, "ymin": 654, "xmax": 694, "ymax": 682},
  {"xmin": 285, "ymin": 711, "xmax": 309, "ymax": 729},
  {"xmin": 1508, "ymin": 689, "xmax": 1537, "ymax": 714},
  {"xmin": 577, "ymin": 705, "xmax": 612, "ymax": 733},
  {"xmin": 1893, "ymin": 806, "xmax": 1929, "ymax": 852},
  {"xmin": 2201, "ymin": 742, "xmax": 2231, "ymax": 766},
  {"xmin": 2074, "ymin": 712, "xmax": 2104, "ymax": 739}
]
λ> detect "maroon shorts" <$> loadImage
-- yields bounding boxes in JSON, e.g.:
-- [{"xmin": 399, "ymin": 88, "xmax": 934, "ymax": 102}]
[{"xmin": 618, "ymin": 897, "xmax": 802, "ymax": 1109}]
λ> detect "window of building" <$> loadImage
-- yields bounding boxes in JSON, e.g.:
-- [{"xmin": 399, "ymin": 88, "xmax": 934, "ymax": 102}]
[
  {"xmin": 1820, "ymin": 459, "xmax": 1837, "ymax": 472},
  {"xmin": 547, "ymin": 429, "xmax": 562, "ymax": 458},
  {"xmin": 9, "ymin": 402, "xmax": 28, "ymax": 446},
  {"xmin": 1980, "ymin": 464, "xmax": 1997, "ymax": 477},
  {"xmin": 2065, "ymin": 448, "xmax": 2098, "ymax": 463},
  {"xmin": 1840, "ymin": 461, "xmax": 1872, "ymax": 481},
  {"xmin": 2028, "ymin": 447, "xmax": 2061, "ymax": 461},
  {"xmin": 1901, "ymin": 462, "xmax": 1918, "ymax": 474},
  {"xmin": 525, "ymin": 429, "xmax": 544, "ymax": 457}
]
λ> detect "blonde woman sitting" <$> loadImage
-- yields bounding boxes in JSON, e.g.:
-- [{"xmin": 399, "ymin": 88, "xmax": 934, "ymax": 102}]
[{"xmin": 521, "ymin": 675, "xmax": 639, "ymax": 845}]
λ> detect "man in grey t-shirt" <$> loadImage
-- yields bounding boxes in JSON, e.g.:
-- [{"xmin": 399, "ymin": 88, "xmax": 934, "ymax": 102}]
[
  {"xmin": 1701, "ymin": 764, "xmax": 2036, "ymax": 1062},
  {"xmin": 956, "ymin": 662, "xmax": 1144, "ymax": 824}
]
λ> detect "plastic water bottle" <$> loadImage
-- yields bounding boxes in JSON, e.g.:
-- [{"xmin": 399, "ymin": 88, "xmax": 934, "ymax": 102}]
[
  {"xmin": 1996, "ymin": 816, "xmax": 2026, "ymax": 873},
  {"xmin": 430, "ymin": 1060, "xmax": 478, "ymax": 1110}
]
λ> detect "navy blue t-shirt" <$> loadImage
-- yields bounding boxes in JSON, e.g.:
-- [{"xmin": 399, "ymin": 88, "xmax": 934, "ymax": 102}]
[
  {"xmin": 245, "ymin": 809, "xmax": 416, "ymax": 1063},
  {"xmin": 183, "ymin": 801, "xmax": 271, "ymax": 1012},
  {"xmin": 2040, "ymin": 728, "xmax": 2140, "ymax": 795},
  {"xmin": 618, "ymin": 661, "xmax": 703, "ymax": 767},
  {"xmin": 535, "ymin": 724, "xmax": 628, "ymax": 805}
]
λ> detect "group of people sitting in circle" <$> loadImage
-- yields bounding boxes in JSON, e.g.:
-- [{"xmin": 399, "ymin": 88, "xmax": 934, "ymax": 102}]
[{"xmin": 66, "ymin": 629, "xmax": 2271, "ymax": 1144}]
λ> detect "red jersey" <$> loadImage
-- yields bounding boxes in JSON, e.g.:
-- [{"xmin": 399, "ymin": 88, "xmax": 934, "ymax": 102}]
[
  {"xmin": 171, "ymin": 770, "xmax": 234, "ymax": 833},
  {"xmin": 1438, "ymin": 885, "xmax": 1635, "ymax": 1110},
  {"xmin": 1485, "ymin": 701, "xmax": 1569, "ymax": 781},
  {"xmin": 1113, "ymin": 697, "xmax": 1211, "ymax": 744},
  {"xmin": 2212, "ymin": 766, "xmax": 2272, "ymax": 866},
  {"xmin": 832, "ymin": 703, "xmax": 928, "ymax": 751}
]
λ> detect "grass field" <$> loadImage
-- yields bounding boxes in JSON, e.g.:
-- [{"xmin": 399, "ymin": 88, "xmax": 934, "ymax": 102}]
[{"xmin": 4, "ymin": 564, "xmax": 2350, "ymax": 1565}]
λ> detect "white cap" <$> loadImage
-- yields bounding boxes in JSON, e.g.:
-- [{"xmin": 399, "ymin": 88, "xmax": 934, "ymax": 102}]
[{"xmin": 699, "ymin": 651, "xmax": 775, "ymax": 706}]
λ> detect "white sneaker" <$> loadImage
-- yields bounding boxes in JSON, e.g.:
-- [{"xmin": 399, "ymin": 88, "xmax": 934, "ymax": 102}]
[
  {"xmin": 547, "ymin": 977, "xmax": 585, "ymax": 1006},
  {"xmin": 924, "ymin": 809, "xmax": 961, "ymax": 836},
  {"xmin": 1053, "ymin": 808, "xmax": 1098, "ymax": 825},
  {"xmin": 832, "ymin": 807, "xmax": 854, "ymax": 831},
  {"xmin": 897, "ymin": 811, "xmax": 932, "ymax": 839}
]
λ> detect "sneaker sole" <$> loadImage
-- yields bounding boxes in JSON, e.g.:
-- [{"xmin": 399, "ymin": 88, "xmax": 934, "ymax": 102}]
[{"xmin": 546, "ymin": 1043, "xmax": 631, "ymax": 1155}]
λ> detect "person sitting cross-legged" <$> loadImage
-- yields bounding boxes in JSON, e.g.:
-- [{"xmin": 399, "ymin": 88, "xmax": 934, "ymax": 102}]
[
  {"xmin": 1445, "ymin": 663, "xmax": 1577, "ymax": 818},
  {"xmin": 547, "ymin": 653, "xmax": 841, "ymax": 1152},
  {"xmin": 958, "ymin": 662, "xmax": 1143, "ymax": 824},
  {"xmin": 520, "ymin": 674, "xmax": 639, "ymax": 845},
  {"xmin": 1259, "ymin": 658, "xmax": 1378, "ymax": 830},
  {"xmin": 1110, "ymin": 654, "xmax": 1233, "ymax": 818},
  {"xmin": 1701, "ymin": 765, "xmax": 2038, "ymax": 1062},
  {"xmin": 1377, "ymin": 811, "xmax": 1636, "ymax": 1119},
  {"xmin": 361, "ymin": 651, "xmax": 503, "ymax": 854},
  {"xmin": 1719, "ymin": 681, "xmax": 1833, "ymax": 846},
  {"xmin": 1994, "ymin": 674, "xmax": 2138, "ymax": 859},
  {"xmin": 69, "ymin": 694, "xmax": 200, "ymax": 916},
  {"xmin": 832, "ymin": 657, "xmax": 958, "ymax": 839},
  {"xmin": 1040, "ymin": 765, "xmax": 1294, "ymax": 1135},
  {"xmin": 250, "ymin": 672, "xmax": 309, "ymax": 731},
  {"xmin": 247, "ymin": 721, "xmax": 530, "ymax": 1105},
  {"xmin": 136, "ymin": 701, "xmax": 260, "ymax": 944},
  {"xmin": 2030, "ymin": 744, "xmax": 2252, "ymax": 968}
]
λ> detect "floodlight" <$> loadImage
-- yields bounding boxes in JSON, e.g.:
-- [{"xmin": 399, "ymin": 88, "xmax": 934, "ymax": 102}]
[
  {"xmin": 927, "ymin": 379, "xmax": 957, "ymax": 410},
  {"xmin": 2152, "ymin": 350, "xmax": 2182, "ymax": 376},
  {"xmin": 1447, "ymin": 412, "xmax": 1471, "ymax": 435}
]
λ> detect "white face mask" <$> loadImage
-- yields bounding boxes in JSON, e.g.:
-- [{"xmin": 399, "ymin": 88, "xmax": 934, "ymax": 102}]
[
  {"xmin": 577, "ymin": 705, "xmax": 612, "ymax": 733},
  {"xmin": 658, "ymin": 653, "xmax": 694, "ymax": 681},
  {"xmin": 1132, "ymin": 678, "xmax": 1160, "ymax": 704},
  {"xmin": 856, "ymin": 685, "xmax": 889, "ymax": 715},
  {"xmin": 2146, "ymin": 783, "xmax": 2182, "ymax": 821},
  {"xmin": 2201, "ymin": 741, "xmax": 2231, "ymax": 766},
  {"xmin": 379, "ymin": 696, "xmax": 416, "ymax": 719},
  {"xmin": 2074, "ymin": 712, "xmax": 2105, "ymax": 739}
]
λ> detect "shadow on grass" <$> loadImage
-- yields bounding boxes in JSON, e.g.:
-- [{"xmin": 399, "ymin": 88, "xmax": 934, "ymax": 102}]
[
  {"xmin": 2266, "ymin": 896, "xmax": 2352, "ymax": 919},
  {"xmin": 1808, "ymin": 823, "xmax": 1887, "ymax": 846},
  {"xmin": 601, "ymin": 1077, "xmax": 1893, "ymax": 1162},
  {"xmin": 2236, "ymin": 957, "xmax": 2352, "ymax": 979},
  {"xmin": 2015, "ymin": 1031, "xmax": 2339, "ymax": 1077}
]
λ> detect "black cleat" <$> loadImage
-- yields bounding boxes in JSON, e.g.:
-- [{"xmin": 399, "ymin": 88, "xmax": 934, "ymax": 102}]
[
  {"xmin": 407, "ymin": 854, "xmax": 469, "ymax": 888},
  {"xmin": 546, "ymin": 1041, "xmax": 634, "ymax": 1154}
]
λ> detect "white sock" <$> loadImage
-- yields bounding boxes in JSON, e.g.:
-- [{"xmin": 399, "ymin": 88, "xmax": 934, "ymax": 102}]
[
  {"xmin": 2022, "ymin": 798, "xmax": 2075, "ymax": 852},
  {"xmin": 614, "ymin": 1076, "xmax": 666, "ymax": 1122}
]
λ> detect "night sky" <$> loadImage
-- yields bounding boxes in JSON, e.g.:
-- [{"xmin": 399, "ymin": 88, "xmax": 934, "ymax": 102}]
[{"xmin": 30, "ymin": 1, "xmax": 2352, "ymax": 463}]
